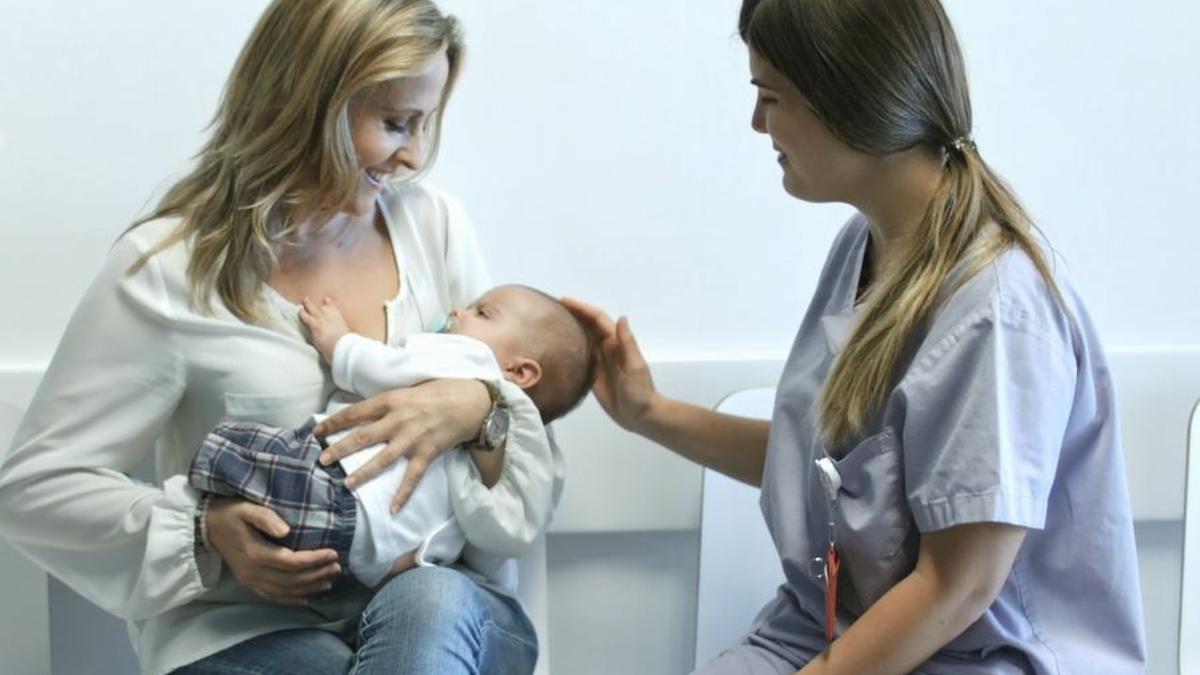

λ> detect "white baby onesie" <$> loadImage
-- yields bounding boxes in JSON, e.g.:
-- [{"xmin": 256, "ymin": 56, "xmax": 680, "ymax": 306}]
[{"xmin": 319, "ymin": 332, "xmax": 503, "ymax": 587}]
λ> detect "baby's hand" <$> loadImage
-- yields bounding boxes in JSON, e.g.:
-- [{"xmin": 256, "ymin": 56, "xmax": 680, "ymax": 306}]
[{"xmin": 299, "ymin": 297, "xmax": 351, "ymax": 363}]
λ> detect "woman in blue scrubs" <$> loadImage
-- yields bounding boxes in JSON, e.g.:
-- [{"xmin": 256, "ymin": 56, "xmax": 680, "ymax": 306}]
[{"xmin": 565, "ymin": 0, "xmax": 1147, "ymax": 672}]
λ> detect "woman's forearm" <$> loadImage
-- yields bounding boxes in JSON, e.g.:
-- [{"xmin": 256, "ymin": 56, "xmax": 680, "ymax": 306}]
[
  {"xmin": 798, "ymin": 567, "xmax": 980, "ymax": 675},
  {"xmin": 799, "ymin": 523, "xmax": 1025, "ymax": 675},
  {"xmin": 636, "ymin": 395, "xmax": 769, "ymax": 486},
  {"xmin": 445, "ymin": 380, "xmax": 562, "ymax": 559},
  {"xmin": 469, "ymin": 446, "xmax": 503, "ymax": 487}
]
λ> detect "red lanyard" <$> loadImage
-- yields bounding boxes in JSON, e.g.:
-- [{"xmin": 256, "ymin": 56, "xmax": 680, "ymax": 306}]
[{"xmin": 824, "ymin": 538, "xmax": 840, "ymax": 642}]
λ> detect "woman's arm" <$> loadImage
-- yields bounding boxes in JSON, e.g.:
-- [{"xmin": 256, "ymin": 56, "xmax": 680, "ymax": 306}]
[
  {"xmin": 447, "ymin": 379, "xmax": 562, "ymax": 557},
  {"xmin": 0, "ymin": 235, "xmax": 209, "ymax": 620},
  {"xmin": 635, "ymin": 396, "xmax": 771, "ymax": 487},
  {"xmin": 562, "ymin": 298, "xmax": 770, "ymax": 486},
  {"xmin": 799, "ymin": 522, "xmax": 1026, "ymax": 675},
  {"xmin": 0, "ymin": 234, "xmax": 339, "ymax": 616}
]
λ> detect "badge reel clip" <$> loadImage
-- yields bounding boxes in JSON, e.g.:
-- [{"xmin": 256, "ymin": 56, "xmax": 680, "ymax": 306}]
[{"xmin": 809, "ymin": 457, "xmax": 842, "ymax": 643}]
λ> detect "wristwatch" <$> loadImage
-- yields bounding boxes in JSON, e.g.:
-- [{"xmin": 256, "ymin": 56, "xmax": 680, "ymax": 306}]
[{"xmin": 474, "ymin": 379, "xmax": 510, "ymax": 452}]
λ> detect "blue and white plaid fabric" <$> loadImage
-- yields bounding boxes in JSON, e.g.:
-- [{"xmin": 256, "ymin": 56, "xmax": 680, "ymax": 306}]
[{"xmin": 189, "ymin": 417, "xmax": 358, "ymax": 586}]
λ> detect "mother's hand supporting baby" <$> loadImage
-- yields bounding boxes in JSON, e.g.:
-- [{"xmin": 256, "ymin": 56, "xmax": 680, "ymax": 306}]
[
  {"xmin": 205, "ymin": 498, "xmax": 342, "ymax": 605},
  {"xmin": 314, "ymin": 378, "xmax": 492, "ymax": 512}
]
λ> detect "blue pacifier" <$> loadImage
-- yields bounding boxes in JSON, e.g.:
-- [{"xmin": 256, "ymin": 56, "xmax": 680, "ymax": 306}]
[{"xmin": 429, "ymin": 313, "xmax": 454, "ymax": 334}]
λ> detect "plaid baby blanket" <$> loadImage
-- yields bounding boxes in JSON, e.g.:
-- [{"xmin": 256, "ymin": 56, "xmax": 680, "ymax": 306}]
[{"xmin": 188, "ymin": 417, "xmax": 358, "ymax": 584}]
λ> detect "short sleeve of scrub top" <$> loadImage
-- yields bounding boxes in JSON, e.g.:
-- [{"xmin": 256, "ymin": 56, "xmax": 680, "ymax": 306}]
[{"xmin": 896, "ymin": 259, "xmax": 1079, "ymax": 534}]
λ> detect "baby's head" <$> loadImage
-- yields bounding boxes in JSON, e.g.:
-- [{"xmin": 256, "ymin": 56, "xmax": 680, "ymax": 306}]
[{"xmin": 447, "ymin": 285, "xmax": 593, "ymax": 423}]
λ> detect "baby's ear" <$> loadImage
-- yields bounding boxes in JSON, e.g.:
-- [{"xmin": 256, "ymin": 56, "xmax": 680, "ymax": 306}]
[{"xmin": 503, "ymin": 357, "xmax": 542, "ymax": 390}]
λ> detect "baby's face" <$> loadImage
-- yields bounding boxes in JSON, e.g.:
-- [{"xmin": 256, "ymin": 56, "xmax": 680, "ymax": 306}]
[{"xmin": 447, "ymin": 286, "xmax": 541, "ymax": 364}]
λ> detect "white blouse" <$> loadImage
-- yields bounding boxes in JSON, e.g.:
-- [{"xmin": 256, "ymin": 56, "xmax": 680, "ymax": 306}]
[{"xmin": 0, "ymin": 182, "xmax": 564, "ymax": 675}]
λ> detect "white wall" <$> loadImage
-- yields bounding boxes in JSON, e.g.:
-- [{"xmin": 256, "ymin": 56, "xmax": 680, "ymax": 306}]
[
  {"xmin": 2, "ymin": 2, "xmax": 1197, "ymax": 358},
  {"xmin": 1, "ymin": 1, "xmax": 1197, "ymax": 674}
]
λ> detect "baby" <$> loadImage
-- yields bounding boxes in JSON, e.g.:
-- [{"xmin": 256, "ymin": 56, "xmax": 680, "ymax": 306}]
[{"xmin": 189, "ymin": 284, "xmax": 592, "ymax": 588}]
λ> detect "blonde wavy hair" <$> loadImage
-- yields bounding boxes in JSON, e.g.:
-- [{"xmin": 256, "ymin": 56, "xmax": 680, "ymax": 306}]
[
  {"xmin": 740, "ymin": 0, "xmax": 1063, "ymax": 449},
  {"xmin": 130, "ymin": 0, "xmax": 464, "ymax": 323}
]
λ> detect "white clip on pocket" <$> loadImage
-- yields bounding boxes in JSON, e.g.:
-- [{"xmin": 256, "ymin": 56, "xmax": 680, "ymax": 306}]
[{"xmin": 814, "ymin": 456, "xmax": 842, "ymax": 504}]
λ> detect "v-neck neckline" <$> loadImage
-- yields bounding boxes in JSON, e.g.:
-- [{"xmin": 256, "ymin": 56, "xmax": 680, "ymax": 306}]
[
  {"xmin": 840, "ymin": 219, "xmax": 873, "ymax": 315},
  {"xmin": 263, "ymin": 192, "xmax": 408, "ymax": 343}
]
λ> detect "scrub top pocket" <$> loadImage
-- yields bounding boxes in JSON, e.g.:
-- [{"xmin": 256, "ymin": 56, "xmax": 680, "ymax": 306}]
[{"xmin": 826, "ymin": 428, "xmax": 917, "ymax": 614}]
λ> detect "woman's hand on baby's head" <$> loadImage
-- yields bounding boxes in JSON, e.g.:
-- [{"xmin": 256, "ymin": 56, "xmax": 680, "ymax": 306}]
[
  {"xmin": 561, "ymin": 297, "xmax": 658, "ymax": 433},
  {"xmin": 299, "ymin": 297, "xmax": 350, "ymax": 363}
]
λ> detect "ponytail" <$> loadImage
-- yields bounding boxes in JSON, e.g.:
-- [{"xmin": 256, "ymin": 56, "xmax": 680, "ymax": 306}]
[{"xmin": 819, "ymin": 141, "xmax": 1063, "ymax": 449}]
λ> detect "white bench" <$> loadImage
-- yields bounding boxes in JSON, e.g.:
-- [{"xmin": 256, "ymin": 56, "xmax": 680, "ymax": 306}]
[{"xmin": 1179, "ymin": 399, "xmax": 1200, "ymax": 673}]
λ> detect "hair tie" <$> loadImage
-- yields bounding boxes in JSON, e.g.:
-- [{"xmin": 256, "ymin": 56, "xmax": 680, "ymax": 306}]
[{"xmin": 947, "ymin": 136, "xmax": 976, "ymax": 156}]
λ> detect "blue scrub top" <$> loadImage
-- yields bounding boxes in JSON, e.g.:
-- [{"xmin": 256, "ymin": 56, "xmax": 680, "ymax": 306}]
[{"xmin": 746, "ymin": 217, "xmax": 1146, "ymax": 674}]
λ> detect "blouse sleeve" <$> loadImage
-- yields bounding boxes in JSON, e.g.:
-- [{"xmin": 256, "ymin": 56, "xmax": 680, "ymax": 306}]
[
  {"xmin": 331, "ymin": 333, "xmax": 502, "ymax": 398},
  {"xmin": 0, "ymin": 232, "xmax": 219, "ymax": 621},
  {"xmin": 429, "ymin": 188, "xmax": 565, "ymax": 558},
  {"xmin": 898, "ymin": 288, "xmax": 1078, "ymax": 533}
]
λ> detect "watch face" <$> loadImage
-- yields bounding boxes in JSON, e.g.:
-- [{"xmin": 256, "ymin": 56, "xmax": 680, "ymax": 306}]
[{"xmin": 484, "ymin": 407, "xmax": 510, "ymax": 448}]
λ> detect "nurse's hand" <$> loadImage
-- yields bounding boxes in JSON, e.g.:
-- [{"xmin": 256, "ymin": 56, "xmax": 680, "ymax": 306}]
[
  {"xmin": 313, "ymin": 378, "xmax": 491, "ymax": 511},
  {"xmin": 561, "ymin": 297, "xmax": 659, "ymax": 433},
  {"xmin": 205, "ymin": 498, "xmax": 342, "ymax": 605}
]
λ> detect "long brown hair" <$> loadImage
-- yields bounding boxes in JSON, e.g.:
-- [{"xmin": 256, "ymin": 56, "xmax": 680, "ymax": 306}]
[
  {"xmin": 130, "ymin": 0, "xmax": 464, "ymax": 323},
  {"xmin": 740, "ymin": 0, "xmax": 1062, "ymax": 448}
]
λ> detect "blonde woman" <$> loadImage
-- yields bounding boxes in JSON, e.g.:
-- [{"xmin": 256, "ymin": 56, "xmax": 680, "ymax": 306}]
[
  {"xmin": 567, "ymin": 0, "xmax": 1145, "ymax": 673},
  {"xmin": 0, "ymin": 1, "xmax": 550, "ymax": 673}
]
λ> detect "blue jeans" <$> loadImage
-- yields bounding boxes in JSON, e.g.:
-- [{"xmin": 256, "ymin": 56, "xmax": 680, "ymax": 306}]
[{"xmin": 174, "ymin": 566, "xmax": 538, "ymax": 675}]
